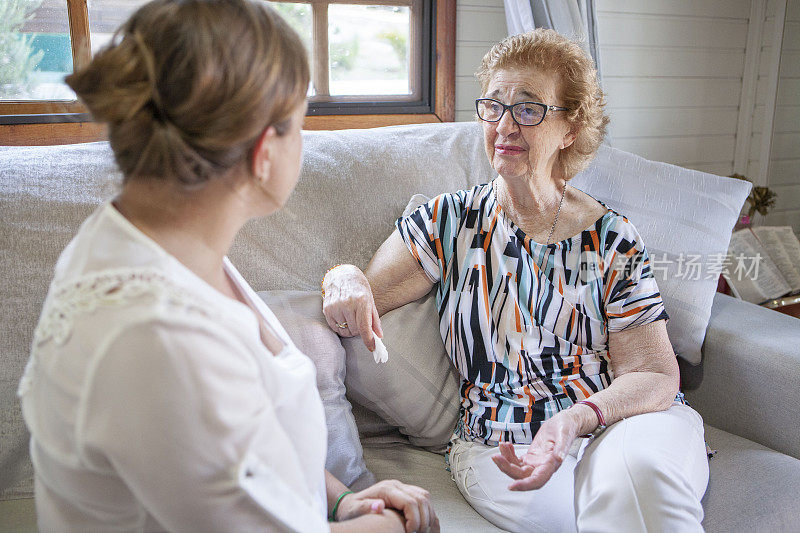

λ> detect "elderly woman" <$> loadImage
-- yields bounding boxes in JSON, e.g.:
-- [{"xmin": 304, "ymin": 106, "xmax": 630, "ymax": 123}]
[
  {"xmin": 323, "ymin": 29, "xmax": 708, "ymax": 532},
  {"xmin": 18, "ymin": 1, "xmax": 438, "ymax": 532}
]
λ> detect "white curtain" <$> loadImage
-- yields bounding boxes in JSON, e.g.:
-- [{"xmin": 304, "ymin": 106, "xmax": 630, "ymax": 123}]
[{"xmin": 503, "ymin": 0, "xmax": 602, "ymax": 82}]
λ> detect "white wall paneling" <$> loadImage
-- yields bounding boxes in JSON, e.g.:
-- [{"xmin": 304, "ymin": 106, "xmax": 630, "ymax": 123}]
[
  {"xmin": 601, "ymin": 49, "xmax": 746, "ymax": 78},
  {"xmin": 455, "ymin": 4, "xmax": 506, "ymax": 43},
  {"xmin": 771, "ymin": 183, "xmax": 800, "ymax": 211},
  {"xmin": 597, "ymin": 14, "xmax": 748, "ymax": 49},
  {"xmin": 734, "ymin": 0, "xmax": 766, "ymax": 175},
  {"xmin": 756, "ymin": 1, "xmax": 788, "ymax": 186},
  {"xmin": 603, "ymin": 78, "xmax": 743, "ymax": 109},
  {"xmin": 598, "ymin": 0, "xmax": 750, "ymax": 19},
  {"xmin": 613, "ymin": 135, "xmax": 737, "ymax": 166},
  {"xmin": 754, "ymin": 0, "xmax": 800, "ymax": 234},
  {"xmin": 751, "ymin": 103, "xmax": 800, "ymax": 133},
  {"xmin": 608, "ymin": 108, "xmax": 739, "ymax": 139},
  {"xmin": 597, "ymin": 0, "xmax": 752, "ymax": 174},
  {"xmin": 768, "ymin": 159, "xmax": 800, "ymax": 185},
  {"xmin": 745, "ymin": 132, "xmax": 799, "ymax": 161},
  {"xmin": 454, "ymin": 0, "xmax": 507, "ymax": 125}
]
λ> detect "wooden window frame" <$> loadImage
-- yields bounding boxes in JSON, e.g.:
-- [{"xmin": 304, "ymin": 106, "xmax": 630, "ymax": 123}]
[{"xmin": 0, "ymin": 0, "xmax": 455, "ymax": 145}]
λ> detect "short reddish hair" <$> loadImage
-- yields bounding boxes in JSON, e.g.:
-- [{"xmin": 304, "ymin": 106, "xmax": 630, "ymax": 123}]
[{"xmin": 476, "ymin": 29, "xmax": 609, "ymax": 179}]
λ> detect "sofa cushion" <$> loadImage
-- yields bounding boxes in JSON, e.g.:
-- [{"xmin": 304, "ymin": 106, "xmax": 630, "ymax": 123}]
[
  {"xmin": 686, "ymin": 292, "xmax": 800, "ymax": 459},
  {"xmin": 701, "ymin": 425, "xmax": 800, "ymax": 532},
  {"xmin": 570, "ymin": 148, "xmax": 751, "ymax": 365},
  {"xmin": 361, "ymin": 444, "xmax": 506, "ymax": 532},
  {"xmin": 342, "ymin": 289, "xmax": 461, "ymax": 451},
  {"xmin": 363, "ymin": 425, "xmax": 800, "ymax": 533},
  {"xmin": 257, "ymin": 290, "xmax": 374, "ymax": 491}
]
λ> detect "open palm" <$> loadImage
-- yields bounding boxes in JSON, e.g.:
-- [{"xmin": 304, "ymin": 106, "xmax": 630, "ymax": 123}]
[{"xmin": 491, "ymin": 413, "xmax": 577, "ymax": 491}]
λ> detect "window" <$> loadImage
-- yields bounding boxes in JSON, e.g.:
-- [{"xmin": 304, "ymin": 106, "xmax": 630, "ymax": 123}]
[
  {"xmin": 0, "ymin": 0, "xmax": 454, "ymax": 145},
  {"xmin": 271, "ymin": 1, "xmax": 429, "ymax": 114},
  {"xmin": 1, "ymin": 0, "xmax": 75, "ymax": 102}
]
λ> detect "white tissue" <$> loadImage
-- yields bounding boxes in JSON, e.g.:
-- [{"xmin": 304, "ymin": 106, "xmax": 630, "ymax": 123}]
[{"xmin": 373, "ymin": 333, "xmax": 388, "ymax": 364}]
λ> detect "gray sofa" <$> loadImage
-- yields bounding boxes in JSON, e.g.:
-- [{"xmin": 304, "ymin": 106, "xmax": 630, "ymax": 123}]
[{"xmin": 2, "ymin": 122, "xmax": 800, "ymax": 532}]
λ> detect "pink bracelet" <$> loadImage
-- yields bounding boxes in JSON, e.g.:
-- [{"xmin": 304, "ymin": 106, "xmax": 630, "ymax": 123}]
[
  {"xmin": 576, "ymin": 400, "xmax": 607, "ymax": 438},
  {"xmin": 576, "ymin": 400, "xmax": 606, "ymax": 426}
]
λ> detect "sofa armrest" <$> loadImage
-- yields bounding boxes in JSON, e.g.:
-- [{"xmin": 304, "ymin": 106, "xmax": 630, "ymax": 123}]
[{"xmin": 685, "ymin": 292, "xmax": 800, "ymax": 459}]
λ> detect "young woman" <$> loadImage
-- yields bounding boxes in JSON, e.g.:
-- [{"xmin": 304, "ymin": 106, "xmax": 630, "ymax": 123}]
[{"xmin": 18, "ymin": 1, "xmax": 437, "ymax": 531}]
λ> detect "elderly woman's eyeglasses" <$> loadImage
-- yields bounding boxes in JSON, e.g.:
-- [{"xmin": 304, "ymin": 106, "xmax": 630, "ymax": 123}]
[{"xmin": 475, "ymin": 98, "xmax": 569, "ymax": 127}]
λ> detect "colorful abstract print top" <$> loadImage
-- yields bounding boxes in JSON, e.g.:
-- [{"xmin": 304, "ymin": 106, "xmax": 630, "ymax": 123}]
[{"xmin": 396, "ymin": 181, "xmax": 669, "ymax": 446}]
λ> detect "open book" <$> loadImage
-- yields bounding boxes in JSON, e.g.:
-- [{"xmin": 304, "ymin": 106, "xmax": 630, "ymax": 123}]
[{"xmin": 724, "ymin": 226, "xmax": 800, "ymax": 304}]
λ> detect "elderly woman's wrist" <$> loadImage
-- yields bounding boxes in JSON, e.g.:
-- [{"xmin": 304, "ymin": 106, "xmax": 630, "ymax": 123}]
[
  {"xmin": 569, "ymin": 402, "xmax": 603, "ymax": 437},
  {"xmin": 321, "ymin": 264, "xmax": 362, "ymax": 296},
  {"xmin": 327, "ymin": 264, "xmax": 363, "ymax": 280}
]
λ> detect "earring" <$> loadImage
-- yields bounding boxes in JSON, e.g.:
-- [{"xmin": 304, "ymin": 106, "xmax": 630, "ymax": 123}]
[{"xmin": 257, "ymin": 159, "xmax": 271, "ymax": 187}]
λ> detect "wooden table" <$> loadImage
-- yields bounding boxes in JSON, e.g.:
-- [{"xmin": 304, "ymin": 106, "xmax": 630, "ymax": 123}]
[{"xmin": 763, "ymin": 295, "xmax": 800, "ymax": 319}]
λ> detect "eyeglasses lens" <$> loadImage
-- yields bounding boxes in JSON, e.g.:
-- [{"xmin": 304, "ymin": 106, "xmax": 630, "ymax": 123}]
[
  {"xmin": 477, "ymin": 100, "xmax": 503, "ymax": 121},
  {"xmin": 477, "ymin": 100, "xmax": 545, "ymax": 126},
  {"xmin": 514, "ymin": 104, "xmax": 544, "ymax": 126}
]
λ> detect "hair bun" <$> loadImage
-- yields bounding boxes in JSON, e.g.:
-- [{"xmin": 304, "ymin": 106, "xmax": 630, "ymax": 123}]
[
  {"xmin": 65, "ymin": 0, "xmax": 310, "ymax": 187},
  {"xmin": 67, "ymin": 36, "xmax": 155, "ymax": 125}
]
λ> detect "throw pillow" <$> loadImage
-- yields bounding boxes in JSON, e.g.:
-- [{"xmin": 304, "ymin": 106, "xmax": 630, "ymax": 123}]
[
  {"xmin": 257, "ymin": 290, "xmax": 374, "ymax": 491},
  {"xmin": 570, "ymin": 145, "xmax": 751, "ymax": 365},
  {"xmin": 342, "ymin": 288, "xmax": 462, "ymax": 452}
]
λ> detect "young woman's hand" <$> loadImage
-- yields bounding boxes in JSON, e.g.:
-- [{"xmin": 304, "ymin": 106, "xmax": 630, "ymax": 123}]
[{"xmin": 336, "ymin": 479, "xmax": 439, "ymax": 533}]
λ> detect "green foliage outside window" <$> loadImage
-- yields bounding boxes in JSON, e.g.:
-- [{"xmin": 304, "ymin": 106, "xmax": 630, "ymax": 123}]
[
  {"xmin": 330, "ymin": 37, "xmax": 359, "ymax": 74},
  {"xmin": 377, "ymin": 29, "xmax": 407, "ymax": 71},
  {"xmin": 0, "ymin": 0, "xmax": 45, "ymax": 98},
  {"xmin": 270, "ymin": 2, "xmax": 312, "ymax": 56}
]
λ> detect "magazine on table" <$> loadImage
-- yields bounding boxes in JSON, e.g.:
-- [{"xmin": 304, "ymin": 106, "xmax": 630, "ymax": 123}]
[{"xmin": 723, "ymin": 226, "xmax": 800, "ymax": 305}]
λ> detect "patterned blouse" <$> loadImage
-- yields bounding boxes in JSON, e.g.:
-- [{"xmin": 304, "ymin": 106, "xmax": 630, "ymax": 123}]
[{"xmin": 396, "ymin": 180, "xmax": 671, "ymax": 446}]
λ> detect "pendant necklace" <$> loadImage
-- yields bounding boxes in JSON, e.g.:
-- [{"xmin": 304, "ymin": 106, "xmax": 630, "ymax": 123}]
[{"xmin": 545, "ymin": 180, "xmax": 568, "ymax": 245}]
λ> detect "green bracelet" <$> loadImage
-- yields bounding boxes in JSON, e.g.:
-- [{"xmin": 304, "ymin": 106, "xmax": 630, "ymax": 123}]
[{"xmin": 329, "ymin": 490, "xmax": 353, "ymax": 522}]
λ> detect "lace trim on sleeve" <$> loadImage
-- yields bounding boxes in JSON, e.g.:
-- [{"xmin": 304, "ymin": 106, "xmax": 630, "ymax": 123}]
[{"xmin": 18, "ymin": 267, "xmax": 219, "ymax": 397}]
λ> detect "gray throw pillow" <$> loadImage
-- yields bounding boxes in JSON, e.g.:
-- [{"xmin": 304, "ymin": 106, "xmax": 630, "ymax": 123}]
[
  {"xmin": 257, "ymin": 290, "xmax": 374, "ymax": 491},
  {"xmin": 342, "ymin": 289, "xmax": 462, "ymax": 452}
]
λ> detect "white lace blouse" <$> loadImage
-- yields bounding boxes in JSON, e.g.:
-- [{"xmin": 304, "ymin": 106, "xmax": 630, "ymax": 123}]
[{"xmin": 18, "ymin": 203, "xmax": 330, "ymax": 532}]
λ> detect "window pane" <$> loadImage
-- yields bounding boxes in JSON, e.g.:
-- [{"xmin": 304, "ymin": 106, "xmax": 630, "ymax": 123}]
[
  {"xmin": 89, "ymin": 0, "xmax": 148, "ymax": 55},
  {"xmin": 328, "ymin": 4, "xmax": 410, "ymax": 96},
  {"xmin": 268, "ymin": 2, "xmax": 313, "ymax": 95},
  {"xmin": 1, "ymin": 0, "xmax": 74, "ymax": 101},
  {"xmin": 269, "ymin": 2, "xmax": 312, "ymax": 57}
]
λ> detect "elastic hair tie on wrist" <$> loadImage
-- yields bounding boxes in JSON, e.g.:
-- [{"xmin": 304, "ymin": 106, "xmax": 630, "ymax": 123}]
[{"xmin": 329, "ymin": 490, "xmax": 353, "ymax": 522}]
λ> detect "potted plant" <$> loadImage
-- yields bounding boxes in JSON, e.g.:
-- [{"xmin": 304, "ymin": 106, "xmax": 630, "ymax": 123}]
[{"xmin": 729, "ymin": 173, "xmax": 778, "ymax": 229}]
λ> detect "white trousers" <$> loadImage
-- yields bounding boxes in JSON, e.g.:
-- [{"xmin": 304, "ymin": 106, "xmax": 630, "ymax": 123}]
[{"xmin": 448, "ymin": 404, "xmax": 709, "ymax": 533}]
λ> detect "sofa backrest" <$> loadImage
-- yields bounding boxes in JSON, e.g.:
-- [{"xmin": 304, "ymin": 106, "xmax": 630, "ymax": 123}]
[
  {"xmin": 1, "ymin": 142, "xmax": 121, "ymax": 498},
  {"xmin": 230, "ymin": 122, "xmax": 495, "ymax": 291}
]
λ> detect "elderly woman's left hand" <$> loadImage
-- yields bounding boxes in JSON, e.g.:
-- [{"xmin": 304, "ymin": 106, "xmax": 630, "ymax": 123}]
[{"xmin": 491, "ymin": 410, "xmax": 582, "ymax": 491}]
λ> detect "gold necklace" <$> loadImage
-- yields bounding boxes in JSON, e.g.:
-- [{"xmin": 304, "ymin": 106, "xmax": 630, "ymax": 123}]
[
  {"xmin": 545, "ymin": 181, "xmax": 568, "ymax": 245},
  {"xmin": 498, "ymin": 179, "xmax": 568, "ymax": 245}
]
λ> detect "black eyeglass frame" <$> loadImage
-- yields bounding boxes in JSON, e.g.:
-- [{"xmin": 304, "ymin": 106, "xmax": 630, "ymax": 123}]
[{"xmin": 475, "ymin": 98, "xmax": 570, "ymax": 127}]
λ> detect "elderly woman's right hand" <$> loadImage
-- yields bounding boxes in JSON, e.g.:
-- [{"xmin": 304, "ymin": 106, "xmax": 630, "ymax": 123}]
[{"xmin": 322, "ymin": 264, "xmax": 383, "ymax": 351}]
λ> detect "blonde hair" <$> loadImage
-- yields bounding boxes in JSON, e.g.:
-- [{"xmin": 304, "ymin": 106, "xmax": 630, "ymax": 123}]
[
  {"xmin": 476, "ymin": 29, "xmax": 609, "ymax": 179},
  {"xmin": 66, "ymin": 0, "xmax": 310, "ymax": 186}
]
